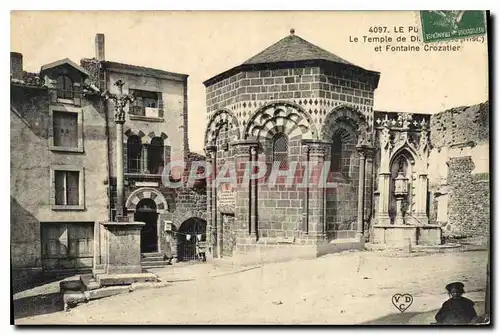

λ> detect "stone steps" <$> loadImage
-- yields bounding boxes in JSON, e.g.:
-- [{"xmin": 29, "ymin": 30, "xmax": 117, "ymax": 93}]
[
  {"xmin": 142, "ymin": 252, "xmax": 164, "ymax": 258},
  {"xmin": 142, "ymin": 256, "xmax": 165, "ymax": 262},
  {"xmin": 60, "ymin": 273, "xmax": 169, "ymax": 311},
  {"xmin": 142, "ymin": 261, "xmax": 171, "ymax": 269},
  {"xmin": 141, "ymin": 252, "xmax": 171, "ymax": 269}
]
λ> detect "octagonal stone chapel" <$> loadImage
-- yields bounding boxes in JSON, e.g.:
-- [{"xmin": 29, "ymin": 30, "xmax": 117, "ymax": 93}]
[{"xmin": 202, "ymin": 30, "xmax": 439, "ymax": 262}]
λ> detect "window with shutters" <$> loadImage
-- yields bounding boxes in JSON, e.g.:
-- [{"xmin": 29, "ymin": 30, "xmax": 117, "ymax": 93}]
[
  {"xmin": 272, "ymin": 133, "xmax": 289, "ymax": 170},
  {"xmin": 53, "ymin": 111, "xmax": 78, "ymax": 148},
  {"xmin": 129, "ymin": 89, "xmax": 164, "ymax": 120},
  {"xmin": 56, "ymin": 75, "xmax": 74, "ymax": 100},
  {"xmin": 51, "ymin": 75, "xmax": 82, "ymax": 105},
  {"xmin": 41, "ymin": 222, "xmax": 94, "ymax": 271},
  {"xmin": 51, "ymin": 166, "xmax": 85, "ymax": 210},
  {"xmin": 49, "ymin": 107, "xmax": 84, "ymax": 152}
]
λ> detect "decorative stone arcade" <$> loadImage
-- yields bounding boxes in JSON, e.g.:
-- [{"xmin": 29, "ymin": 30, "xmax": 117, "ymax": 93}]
[{"xmin": 372, "ymin": 113, "xmax": 442, "ymax": 246}]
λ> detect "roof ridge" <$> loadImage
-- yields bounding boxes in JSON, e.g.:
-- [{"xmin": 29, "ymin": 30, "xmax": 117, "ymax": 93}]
[
  {"xmin": 103, "ymin": 60, "xmax": 189, "ymax": 78},
  {"xmin": 40, "ymin": 58, "xmax": 90, "ymax": 76},
  {"xmin": 243, "ymin": 33, "xmax": 356, "ymax": 67},
  {"xmin": 294, "ymin": 35, "xmax": 354, "ymax": 65},
  {"xmin": 243, "ymin": 35, "xmax": 289, "ymax": 64}
]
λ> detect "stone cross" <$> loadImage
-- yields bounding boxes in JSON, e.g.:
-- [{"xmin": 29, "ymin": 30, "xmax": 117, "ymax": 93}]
[
  {"xmin": 101, "ymin": 80, "xmax": 136, "ymax": 219},
  {"xmin": 102, "ymin": 80, "xmax": 135, "ymax": 124}
]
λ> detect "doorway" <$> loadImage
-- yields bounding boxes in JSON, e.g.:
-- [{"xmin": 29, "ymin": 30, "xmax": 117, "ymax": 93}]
[
  {"xmin": 177, "ymin": 218, "xmax": 207, "ymax": 262},
  {"xmin": 134, "ymin": 198, "xmax": 158, "ymax": 253}
]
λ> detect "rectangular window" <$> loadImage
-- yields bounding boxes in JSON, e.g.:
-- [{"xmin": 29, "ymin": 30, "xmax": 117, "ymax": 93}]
[
  {"xmin": 56, "ymin": 76, "xmax": 74, "ymax": 100},
  {"xmin": 53, "ymin": 111, "xmax": 78, "ymax": 148},
  {"xmin": 130, "ymin": 89, "xmax": 162, "ymax": 118},
  {"xmin": 49, "ymin": 107, "xmax": 84, "ymax": 153},
  {"xmin": 55, "ymin": 170, "xmax": 80, "ymax": 206}
]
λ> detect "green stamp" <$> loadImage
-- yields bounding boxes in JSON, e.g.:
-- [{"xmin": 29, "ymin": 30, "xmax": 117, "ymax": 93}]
[{"xmin": 420, "ymin": 11, "xmax": 487, "ymax": 43}]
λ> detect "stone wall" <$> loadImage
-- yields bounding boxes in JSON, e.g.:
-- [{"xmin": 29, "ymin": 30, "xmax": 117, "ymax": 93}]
[
  {"xmin": 253, "ymin": 138, "xmax": 304, "ymax": 240},
  {"xmin": 161, "ymin": 152, "xmax": 208, "ymax": 260},
  {"xmin": 428, "ymin": 102, "xmax": 490, "ymax": 237},
  {"xmin": 446, "ymin": 157, "xmax": 490, "ymax": 236},
  {"xmin": 430, "ymin": 102, "xmax": 489, "ymax": 148}
]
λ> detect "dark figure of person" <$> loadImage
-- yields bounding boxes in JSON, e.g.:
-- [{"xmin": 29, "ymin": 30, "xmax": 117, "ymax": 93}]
[
  {"xmin": 435, "ymin": 282, "xmax": 478, "ymax": 325},
  {"xmin": 196, "ymin": 241, "xmax": 207, "ymax": 262}
]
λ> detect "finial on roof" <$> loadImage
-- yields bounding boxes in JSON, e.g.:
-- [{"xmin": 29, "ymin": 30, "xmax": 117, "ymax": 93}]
[{"xmin": 290, "ymin": 28, "xmax": 295, "ymax": 35}]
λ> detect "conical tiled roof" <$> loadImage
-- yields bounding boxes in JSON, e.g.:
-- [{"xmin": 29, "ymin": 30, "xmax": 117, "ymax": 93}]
[{"xmin": 243, "ymin": 31, "xmax": 354, "ymax": 66}]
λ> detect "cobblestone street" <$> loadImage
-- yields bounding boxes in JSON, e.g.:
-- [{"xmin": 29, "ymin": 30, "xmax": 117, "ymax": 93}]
[{"xmin": 14, "ymin": 248, "xmax": 488, "ymax": 325}]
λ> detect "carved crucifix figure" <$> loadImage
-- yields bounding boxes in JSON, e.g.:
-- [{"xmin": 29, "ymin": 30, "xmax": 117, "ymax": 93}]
[{"xmin": 102, "ymin": 80, "xmax": 135, "ymax": 124}]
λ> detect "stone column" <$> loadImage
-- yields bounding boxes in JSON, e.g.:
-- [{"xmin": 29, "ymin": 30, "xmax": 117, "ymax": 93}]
[
  {"xmin": 105, "ymin": 80, "xmax": 134, "ymax": 220},
  {"xmin": 376, "ymin": 121, "xmax": 392, "ymax": 226},
  {"xmin": 377, "ymin": 173, "xmax": 391, "ymax": 225},
  {"xmin": 356, "ymin": 146, "xmax": 366, "ymax": 240},
  {"xmin": 363, "ymin": 147, "xmax": 375, "ymax": 235},
  {"xmin": 142, "ymin": 144, "xmax": 149, "ymax": 174},
  {"xmin": 302, "ymin": 140, "xmax": 329, "ymax": 241},
  {"xmin": 415, "ymin": 174, "xmax": 429, "ymax": 224},
  {"xmin": 231, "ymin": 140, "xmax": 258, "ymax": 253},
  {"xmin": 116, "ymin": 122, "xmax": 125, "ymax": 218},
  {"xmin": 302, "ymin": 145, "xmax": 310, "ymax": 234},
  {"xmin": 204, "ymin": 145, "xmax": 217, "ymax": 259},
  {"xmin": 249, "ymin": 145, "xmax": 258, "ymax": 240},
  {"xmin": 364, "ymin": 149, "xmax": 374, "ymax": 218}
]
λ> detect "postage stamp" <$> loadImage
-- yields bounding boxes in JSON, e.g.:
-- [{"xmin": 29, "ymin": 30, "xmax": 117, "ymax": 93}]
[{"xmin": 420, "ymin": 10, "xmax": 487, "ymax": 43}]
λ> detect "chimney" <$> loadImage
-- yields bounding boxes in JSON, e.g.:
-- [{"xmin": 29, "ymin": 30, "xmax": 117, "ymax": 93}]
[
  {"xmin": 95, "ymin": 33, "xmax": 105, "ymax": 61},
  {"xmin": 10, "ymin": 52, "xmax": 23, "ymax": 80}
]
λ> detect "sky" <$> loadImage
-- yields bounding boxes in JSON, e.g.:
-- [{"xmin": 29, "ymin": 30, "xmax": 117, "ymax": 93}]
[{"xmin": 11, "ymin": 11, "xmax": 489, "ymax": 153}]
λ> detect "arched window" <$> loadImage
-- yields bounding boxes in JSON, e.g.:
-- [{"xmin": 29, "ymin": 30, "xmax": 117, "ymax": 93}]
[
  {"xmin": 272, "ymin": 133, "xmax": 288, "ymax": 169},
  {"xmin": 331, "ymin": 136, "xmax": 342, "ymax": 172},
  {"xmin": 56, "ymin": 75, "xmax": 74, "ymax": 99},
  {"xmin": 148, "ymin": 137, "xmax": 164, "ymax": 174},
  {"xmin": 330, "ymin": 127, "xmax": 356, "ymax": 177},
  {"xmin": 127, "ymin": 135, "xmax": 142, "ymax": 173}
]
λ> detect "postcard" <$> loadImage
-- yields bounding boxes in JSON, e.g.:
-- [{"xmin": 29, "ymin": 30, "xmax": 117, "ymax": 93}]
[{"xmin": 11, "ymin": 10, "xmax": 490, "ymax": 325}]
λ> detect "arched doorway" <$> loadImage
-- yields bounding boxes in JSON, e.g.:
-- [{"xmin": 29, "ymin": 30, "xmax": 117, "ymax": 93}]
[
  {"xmin": 134, "ymin": 198, "xmax": 158, "ymax": 253},
  {"xmin": 177, "ymin": 218, "xmax": 207, "ymax": 262}
]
